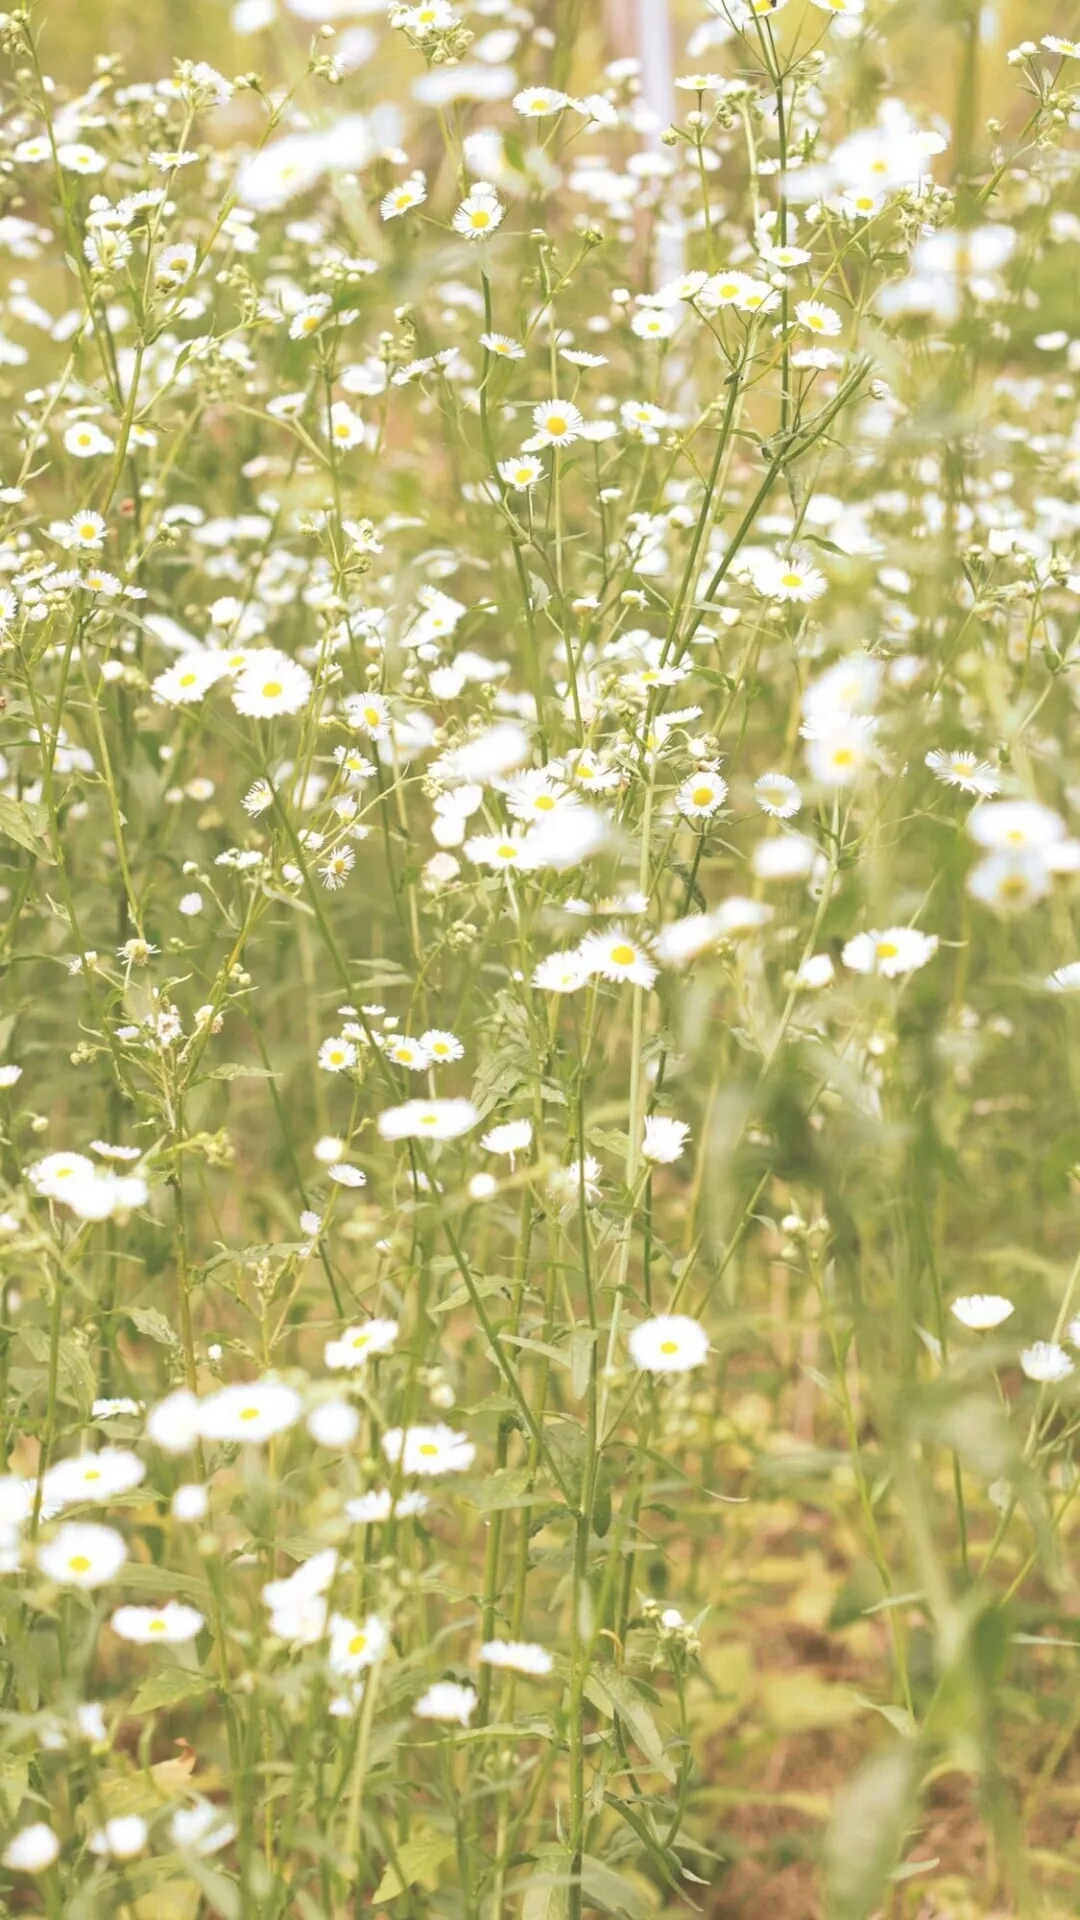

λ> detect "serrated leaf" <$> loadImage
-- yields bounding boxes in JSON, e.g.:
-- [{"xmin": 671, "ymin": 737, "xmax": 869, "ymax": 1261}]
[
  {"xmin": 128, "ymin": 1307, "xmax": 181, "ymax": 1348},
  {"xmin": 0, "ymin": 793, "xmax": 53, "ymax": 861},
  {"xmin": 130, "ymin": 1668, "xmax": 216, "ymax": 1715},
  {"xmin": 585, "ymin": 1670, "xmax": 675, "ymax": 1782},
  {"xmin": 372, "ymin": 1826, "xmax": 456, "ymax": 1903}
]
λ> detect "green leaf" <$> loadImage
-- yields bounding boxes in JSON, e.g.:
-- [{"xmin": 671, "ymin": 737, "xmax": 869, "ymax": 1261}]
[
  {"xmin": 371, "ymin": 1827, "xmax": 456, "ymax": 1903},
  {"xmin": 128, "ymin": 1306, "xmax": 181, "ymax": 1349},
  {"xmin": 187, "ymin": 1860, "xmax": 241, "ymax": 1920},
  {"xmin": 823, "ymin": 1745, "xmax": 919, "ymax": 1920},
  {"xmin": 521, "ymin": 1848, "xmax": 571, "ymax": 1920},
  {"xmin": 0, "ymin": 793, "xmax": 53, "ymax": 861},
  {"xmin": 203, "ymin": 1061, "xmax": 277, "ymax": 1081},
  {"xmin": 580, "ymin": 1855, "xmax": 657, "ymax": 1920},
  {"xmin": 585, "ymin": 1670, "xmax": 675, "ymax": 1783},
  {"xmin": 130, "ymin": 1669, "xmax": 216, "ymax": 1716}
]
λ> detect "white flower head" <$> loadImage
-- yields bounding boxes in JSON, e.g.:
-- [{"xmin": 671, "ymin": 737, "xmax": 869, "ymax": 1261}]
[{"xmin": 628, "ymin": 1314, "xmax": 709, "ymax": 1374}]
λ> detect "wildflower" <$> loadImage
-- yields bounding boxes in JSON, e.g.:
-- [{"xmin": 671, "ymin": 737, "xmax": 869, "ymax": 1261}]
[
  {"xmin": 382, "ymin": 1424, "xmax": 477, "ymax": 1474},
  {"xmin": 329, "ymin": 1612, "xmax": 389, "ymax": 1676},
  {"xmin": 481, "ymin": 1119, "xmax": 533, "ymax": 1162},
  {"xmin": 64, "ymin": 421, "xmax": 114, "ymax": 458},
  {"xmin": 110, "ymin": 1603, "xmax": 205, "ymax": 1644},
  {"xmin": 170, "ymin": 1802, "xmax": 238, "ymax": 1856},
  {"xmin": 308, "ymin": 1401, "xmax": 361, "ymax": 1448},
  {"xmin": 548, "ymin": 1156, "xmax": 601, "ymax": 1208},
  {"xmin": 232, "ymin": 652, "xmax": 312, "ymax": 718},
  {"xmin": 628, "ymin": 1314, "xmax": 710, "ymax": 1373},
  {"xmin": 1020, "ymin": 1341, "xmax": 1074, "ymax": 1384},
  {"xmin": 37, "ymin": 1522, "xmax": 127, "ymax": 1589},
  {"xmin": 499, "ymin": 453, "xmax": 544, "ymax": 489},
  {"xmin": 146, "ymin": 1389, "xmax": 202, "ymax": 1455},
  {"xmin": 481, "ymin": 332, "xmax": 525, "ymax": 358},
  {"xmin": 530, "ymin": 400, "xmax": 584, "ymax": 448},
  {"xmin": 950, "ymin": 1295, "xmax": 1015, "ymax": 1330},
  {"xmin": 327, "ymin": 1162, "xmax": 366, "ymax": 1187},
  {"xmin": 925, "ymin": 749, "xmax": 1000, "ymax": 797},
  {"xmin": 513, "ymin": 87, "xmax": 569, "ymax": 116},
  {"xmin": 795, "ymin": 299, "xmax": 843, "ymax": 336},
  {"xmin": 841, "ymin": 928, "xmax": 938, "ymax": 978},
  {"xmin": 642, "ymin": 1117, "xmax": 691, "ymax": 1164},
  {"xmin": 421, "ymin": 1029, "xmax": 465, "ymax": 1063},
  {"xmin": 319, "ymin": 1038, "xmax": 357, "ymax": 1073},
  {"xmin": 377, "ymin": 1099, "xmax": 479, "ymax": 1141},
  {"xmin": 381, "ymin": 171, "xmax": 427, "ymax": 220},
  {"xmin": 479, "ymin": 1639, "xmax": 552, "ymax": 1676},
  {"xmin": 43, "ymin": 1448, "xmax": 145, "ymax": 1509},
  {"xmin": 533, "ymin": 951, "xmax": 590, "ymax": 993},
  {"xmin": 2, "ymin": 1825, "xmax": 60, "ymax": 1873},
  {"xmin": 453, "ymin": 186, "xmax": 505, "ymax": 240},
  {"xmin": 89, "ymin": 1817, "xmax": 148, "ymax": 1860},
  {"xmin": 172, "ymin": 1485, "xmax": 209, "ymax": 1522},
  {"xmin": 415, "ymin": 1681, "xmax": 478, "ymax": 1725},
  {"xmin": 263, "ymin": 1550, "xmax": 338, "ymax": 1644},
  {"xmin": 325, "ymin": 1320, "xmax": 400, "ymax": 1369},
  {"xmin": 1047, "ymin": 963, "xmax": 1080, "ymax": 992},
  {"xmin": 754, "ymin": 772, "xmax": 802, "ymax": 817},
  {"xmin": 578, "ymin": 930, "xmax": 657, "ymax": 988},
  {"xmin": 197, "ymin": 1381, "xmax": 304, "ymax": 1443},
  {"xmin": 676, "ymin": 771, "xmax": 728, "ymax": 819},
  {"xmin": 57, "ymin": 143, "xmax": 106, "ymax": 175}
]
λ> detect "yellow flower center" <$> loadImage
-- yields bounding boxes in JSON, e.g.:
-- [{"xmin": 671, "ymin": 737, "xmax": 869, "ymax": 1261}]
[
  {"xmin": 659, "ymin": 1340, "xmax": 679, "ymax": 1355},
  {"xmin": 691, "ymin": 787, "xmax": 713, "ymax": 807},
  {"xmin": 876, "ymin": 941, "xmax": 898, "ymax": 959},
  {"xmin": 348, "ymin": 1632, "xmax": 367, "ymax": 1655},
  {"xmin": 610, "ymin": 944, "xmax": 635, "ymax": 966},
  {"xmin": 69, "ymin": 1555, "xmax": 91, "ymax": 1574},
  {"xmin": 239, "ymin": 1406, "xmax": 260, "ymax": 1423},
  {"xmin": 149, "ymin": 1618, "xmax": 168, "ymax": 1632},
  {"xmin": 262, "ymin": 680, "xmax": 283, "ymax": 699},
  {"xmin": 418, "ymin": 1442, "xmax": 439, "ymax": 1456},
  {"xmin": 546, "ymin": 416, "xmax": 567, "ymax": 435}
]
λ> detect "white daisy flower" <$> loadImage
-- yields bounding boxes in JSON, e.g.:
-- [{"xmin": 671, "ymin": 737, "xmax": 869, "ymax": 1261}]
[
  {"xmin": 478, "ymin": 1639, "xmax": 552, "ymax": 1676},
  {"xmin": 641, "ymin": 1116, "xmax": 691, "ymax": 1165},
  {"xmin": 110, "ymin": 1602, "xmax": 205, "ymax": 1644},
  {"xmin": 37, "ymin": 1522, "xmax": 127, "ymax": 1589},
  {"xmin": 381, "ymin": 1423, "xmax": 476, "ymax": 1474},
  {"xmin": 197, "ymin": 1380, "xmax": 303, "ymax": 1444},
  {"xmin": 414, "ymin": 1680, "xmax": 478, "ymax": 1725},
  {"xmin": 628, "ymin": 1314, "xmax": 709, "ymax": 1374},
  {"xmin": 324, "ymin": 1319, "xmax": 400, "ymax": 1370},
  {"xmin": 950, "ymin": 1295, "xmax": 1015, "ymax": 1331}
]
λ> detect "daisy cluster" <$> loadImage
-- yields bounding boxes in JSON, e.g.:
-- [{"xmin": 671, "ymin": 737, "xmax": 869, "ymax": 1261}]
[{"xmin": 0, "ymin": 0, "xmax": 1080, "ymax": 1911}]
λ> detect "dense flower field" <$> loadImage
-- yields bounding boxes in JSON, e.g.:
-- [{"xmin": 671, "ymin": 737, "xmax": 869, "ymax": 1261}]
[{"xmin": 2, "ymin": 0, "xmax": 1080, "ymax": 1913}]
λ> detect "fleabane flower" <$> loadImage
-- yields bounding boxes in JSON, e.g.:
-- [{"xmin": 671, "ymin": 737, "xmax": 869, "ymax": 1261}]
[
  {"xmin": 324, "ymin": 1319, "xmax": 400, "ymax": 1370},
  {"xmin": 377, "ymin": 1099, "xmax": 479, "ymax": 1142},
  {"xmin": 197, "ymin": 1380, "xmax": 303, "ymax": 1443},
  {"xmin": 578, "ymin": 930, "xmax": 657, "ymax": 988},
  {"xmin": 2, "ymin": 1824, "xmax": 60, "ymax": 1873},
  {"xmin": 676, "ymin": 771, "xmax": 728, "ymax": 819},
  {"xmin": 950, "ymin": 1295, "xmax": 1014, "ymax": 1331},
  {"xmin": 794, "ymin": 299, "xmax": 843, "ymax": 336},
  {"xmin": 628, "ymin": 1314, "xmax": 709, "ymax": 1374},
  {"xmin": 329, "ymin": 1611, "xmax": 389, "ymax": 1676},
  {"xmin": 841, "ymin": 928, "xmax": 938, "ymax": 979},
  {"xmin": 415, "ymin": 1681, "xmax": 477, "ymax": 1725},
  {"xmin": 42, "ymin": 1447, "xmax": 144, "ymax": 1509},
  {"xmin": 529, "ymin": 400, "xmax": 583, "ymax": 448},
  {"xmin": 382, "ymin": 1424, "xmax": 476, "ymax": 1474},
  {"xmin": 110, "ymin": 1602, "xmax": 205, "ymax": 1644},
  {"xmin": 380, "ymin": 170, "xmax": 427, "ymax": 220},
  {"xmin": 513, "ymin": 86, "xmax": 569, "ymax": 116},
  {"xmin": 925, "ymin": 749, "xmax": 1000, "ymax": 797},
  {"xmin": 641, "ymin": 1116, "xmax": 691, "ymax": 1165},
  {"xmin": 754, "ymin": 772, "xmax": 802, "ymax": 818},
  {"xmin": 231, "ymin": 651, "xmax": 312, "ymax": 718},
  {"xmin": 479, "ymin": 1639, "xmax": 552, "ymax": 1676},
  {"xmin": 1020, "ymin": 1341, "xmax": 1074, "ymax": 1384},
  {"xmin": 453, "ymin": 185, "xmax": 505, "ymax": 241},
  {"xmin": 37, "ymin": 1522, "xmax": 127, "ymax": 1589}
]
